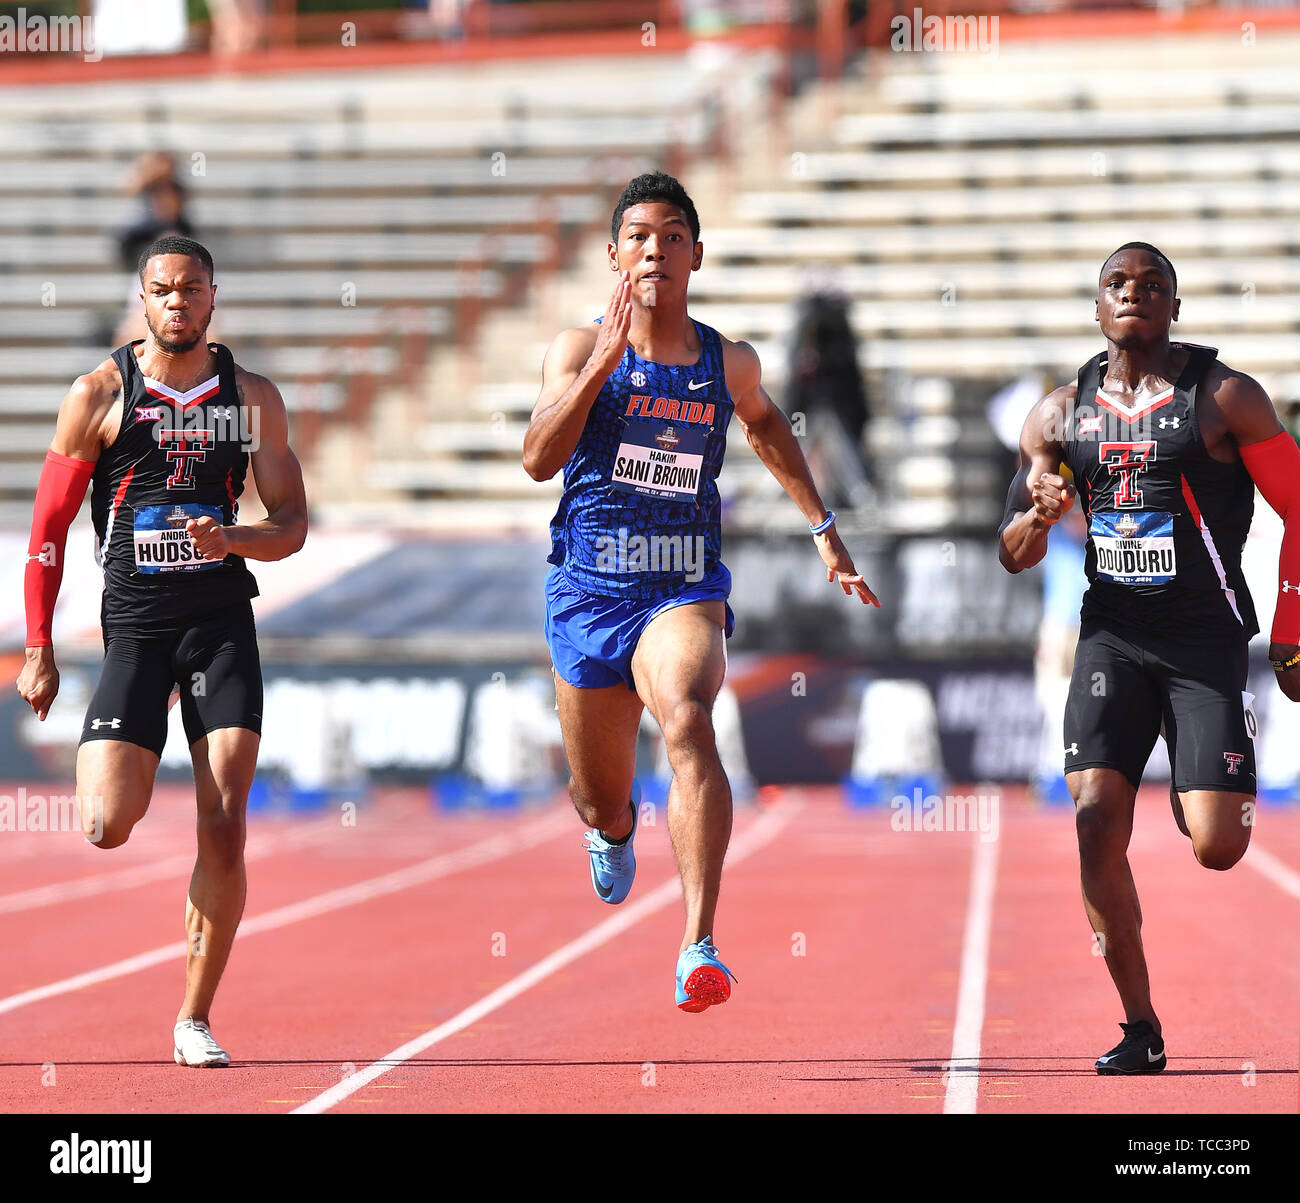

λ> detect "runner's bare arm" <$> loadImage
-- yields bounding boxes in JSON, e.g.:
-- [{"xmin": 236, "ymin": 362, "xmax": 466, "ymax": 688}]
[
  {"xmin": 998, "ymin": 384, "xmax": 1074, "ymax": 573},
  {"xmin": 49, "ymin": 361, "xmax": 119, "ymax": 461},
  {"xmin": 726, "ymin": 338, "xmax": 880, "ymax": 607},
  {"xmin": 524, "ymin": 273, "xmax": 632, "ymax": 481},
  {"xmin": 187, "ymin": 371, "xmax": 307, "ymax": 563},
  {"xmin": 17, "ymin": 362, "xmax": 119, "ymax": 719},
  {"xmin": 1210, "ymin": 367, "xmax": 1300, "ymax": 700}
]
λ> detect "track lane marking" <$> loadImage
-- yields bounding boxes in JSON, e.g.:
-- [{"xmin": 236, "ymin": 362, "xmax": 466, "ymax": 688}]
[
  {"xmin": 1244, "ymin": 843, "xmax": 1300, "ymax": 899},
  {"xmin": 0, "ymin": 823, "xmax": 339, "ymax": 915},
  {"xmin": 0, "ymin": 810, "xmax": 569, "ymax": 1017},
  {"xmin": 942, "ymin": 833, "xmax": 1000, "ymax": 1115},
  {"xmin": 293, "ymin": 800, "xmax": 801, "ymax": 1114}
]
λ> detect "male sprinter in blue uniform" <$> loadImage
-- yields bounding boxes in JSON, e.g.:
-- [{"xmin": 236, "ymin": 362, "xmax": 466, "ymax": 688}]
[
  {"xmin": 999, "ymin": 243, "xmax": 1300, "ymax": 1073},
  {"xmin": 524, "ymin": 173, "xmax": 879, "ymax": 1011},
  {"xmin": 16, "ymin": 235, "xmax": 308, "ymax": 1066}
]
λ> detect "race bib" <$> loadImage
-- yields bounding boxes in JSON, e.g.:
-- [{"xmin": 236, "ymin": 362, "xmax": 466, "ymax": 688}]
[
  {"xmin": 133, "ymin": 503, "xmax": 223, "ymax": 574},
  {"xmin": 612, "ymin": 418, "xmax": 707, "ymax": 502},
  {"xmin": 1091, "ymin": 511, "xmax": 1176, "ymax": 585}
]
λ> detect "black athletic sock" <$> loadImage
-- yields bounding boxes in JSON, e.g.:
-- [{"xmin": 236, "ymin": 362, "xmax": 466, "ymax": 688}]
[{"xmin": 601, "ymin": 802, "xmax": 635, "ymax": 845}]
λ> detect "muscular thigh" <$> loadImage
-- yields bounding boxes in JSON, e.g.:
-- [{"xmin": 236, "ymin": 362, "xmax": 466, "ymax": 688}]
[
  {"xmin": 190, "ymin": 726, "xmax": 261, "ymax": 816},
  {"xmin": 77, "ymin": 631, "xmax": 173, "ymax": 834},
  {"xmin": 1158, "ymin": 638, "xmax": 1255, "ymax": 795},
  {"xmin": 555, "ymin": 673, "xmax": 644, "ymax": 803},
  {"xmin": 1064, "ymin": 623, "xmax": 1163, "ymax": 789},
  {"xmin": 631, "ymin": 599, "xmax": 726, "ymax": 728},
  {"xmin": 175, "ymin": 605, "xmax": 264, "ymax": 748}
]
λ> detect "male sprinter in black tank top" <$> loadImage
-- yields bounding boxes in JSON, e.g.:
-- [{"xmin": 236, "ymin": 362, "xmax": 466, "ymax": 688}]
[
  {"xmin": 999, "ymin": 243, "xmax": 1300, "ymax": 1075},
  {"xmin": 15, "ymin": 235, "xmax": 308, "ymax": 1067}
]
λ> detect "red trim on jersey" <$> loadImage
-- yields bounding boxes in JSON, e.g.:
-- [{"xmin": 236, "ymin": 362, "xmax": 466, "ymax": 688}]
[
  {"xmin": 112, "ymin": 463, "xmax": 135, "ymax": 513},
  {"xmin": 1093, "ymin": 386, "xmax": 1176, "ymax": 424},
  {"xmin": 225, "ymin": 467, "xmax": 236, "ymax": 509},
  {"xmin": 143, "ymin": 375, "xmax": 221, "ymax": 410},
  {"xmin": 1180, "ymin": 473, "xmax": 1243, "ymax": 626}
]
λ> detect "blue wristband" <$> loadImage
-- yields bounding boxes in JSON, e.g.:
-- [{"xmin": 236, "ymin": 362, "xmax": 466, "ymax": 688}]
[{"xmin": 809, "ymin": 510, "xmax": 836, "ymax": 536}]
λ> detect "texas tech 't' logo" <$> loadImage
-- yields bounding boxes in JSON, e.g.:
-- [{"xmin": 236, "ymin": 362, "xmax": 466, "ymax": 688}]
[
  {"xmin": 157, "ymin": 429, "xmax": 213, "ymax": 489},
  {"xmin": 1098, "ymin": 441, "xmax": 1156, "ymax": 509}
]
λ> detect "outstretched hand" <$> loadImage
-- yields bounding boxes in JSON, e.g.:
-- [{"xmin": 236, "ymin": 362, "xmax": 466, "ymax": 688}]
[
  {"xmin": 588, "ymin": 271, "xmax": 633, "ymax": 379},
  {"xmin": 815, "ymin": 527, "xmax": 881, "ymax": 606}
]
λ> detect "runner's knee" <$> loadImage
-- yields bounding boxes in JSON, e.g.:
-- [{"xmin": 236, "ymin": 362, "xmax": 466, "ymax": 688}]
[
  {"xmin": 196, "ymin": 808, "xmax": 246, "ymax": 870},
  {"xmin": 1074, "ymin": 790, "xmax": 1129, "ymax": 861},
  {"xmin": 660, "ymin": 698, "xmax": 715, "ymax": 758},
  {"xmin": 1192, "ymin": 832, "xmax": 1248, "ymax": 872},
  {"xmin": 88, "ymin": 817, "xmax": 136, "ymax": 849},
  {"xmin": 83, "ymin": 794, "xmax": 147, "ymax": 849}
]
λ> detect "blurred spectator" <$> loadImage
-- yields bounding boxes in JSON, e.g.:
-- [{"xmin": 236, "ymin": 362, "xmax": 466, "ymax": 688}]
[
  {"xmin": 115, "ymin": 153, "xmax": 196, "ymax": 274},
  {"xmin": 1282, "ymin": 399, "xmax": 1300, "ymax": 448},
  {"xmin": 428, "ymin": 0, "xmax": 470, "ymax": 40},
  {"xmin": 785, "ymin": 281, "xmax": 873, "ymax": 510},
  {"xmin": 111, "ymin": 153, "xmax": 204, "ymax": 348},
  {"xmin": 208, "ymin": 0, "xmax": 268, "ymax": 58}
]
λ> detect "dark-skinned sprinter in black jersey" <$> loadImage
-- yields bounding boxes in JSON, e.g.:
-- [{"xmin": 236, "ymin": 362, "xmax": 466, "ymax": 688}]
[
  {"xmin": 999, "ymin": 243, "xmax": 1300, "ymax": 1074},
  {"xmin": 17, "ymin": 235, "xmax": 308, "ymax": 1067}
]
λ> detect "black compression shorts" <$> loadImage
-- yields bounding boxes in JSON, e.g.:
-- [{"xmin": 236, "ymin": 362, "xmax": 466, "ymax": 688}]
[
  {"xmin": 80, "ymin": 603, "xmax": 263, "ymax": 759},
  {"xmin": 1064, "ymin": 620, "xmax": 1256, "ymax": 794}
]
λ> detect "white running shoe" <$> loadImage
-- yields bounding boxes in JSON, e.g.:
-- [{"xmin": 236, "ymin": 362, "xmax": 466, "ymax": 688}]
[{"xmin": 173, "ymin": 1018, "xmax": 231, "ymax": 1068}]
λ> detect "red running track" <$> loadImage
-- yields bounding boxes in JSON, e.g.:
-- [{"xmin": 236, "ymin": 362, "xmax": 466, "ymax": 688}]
[{"xmin": 0, "ymin": 783, "xmax": 1295, "ymax": 1113}]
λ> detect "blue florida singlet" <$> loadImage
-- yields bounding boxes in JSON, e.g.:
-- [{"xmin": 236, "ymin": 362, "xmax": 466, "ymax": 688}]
[{"xmin": 547, "ymin": 319, "xmax": 733, "ymax": 601}]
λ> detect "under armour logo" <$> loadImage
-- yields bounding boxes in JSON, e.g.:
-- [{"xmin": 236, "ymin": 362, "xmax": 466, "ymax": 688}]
[
  {"xmin": 1283, "ymin": 581, "xmax": 1300, "ymax": 594},
  {"xmin": 1065, "ymin": 743, "xmax": 1079, "ymax": 756},
  {"xmin": 25, "ymin": 551, "xmax": 53, "ymax": 566},
  {"xmin": 1158, "ymin": 416, "xmax": 1180, "ymax": 429},
  {"xmin": 90, "ymin": 718, "xmax": 122, "ymax": 730},
  {"xmin": 1224, "ymin": 752, "xmax": 1244, "ymax": 775},
  {"xmin": 212, "ymin": 406, "xmax": 235, "ymax": 420}
]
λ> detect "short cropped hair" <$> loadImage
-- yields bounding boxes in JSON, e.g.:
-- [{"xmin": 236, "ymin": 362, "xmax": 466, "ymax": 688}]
[
  {"xmin": 1100, "ymin": 241, "xmax": 1176, "ymax": 293},
  {"xmin": 610, "ymin": 171, "xmax": 700, "ymax": 243},
  {"xmin": 138, "ymin": 235, "xmax": 214, "ymax": 284}
]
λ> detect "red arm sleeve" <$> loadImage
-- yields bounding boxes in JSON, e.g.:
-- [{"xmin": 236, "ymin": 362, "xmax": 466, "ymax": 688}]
[
  {"xmin": 24, "ymin": 450, "xmax": 95, "ymax": 648},
  {"xmin": 1239, "ymin": 431, "xmax": 1300, "ymax": 646}
]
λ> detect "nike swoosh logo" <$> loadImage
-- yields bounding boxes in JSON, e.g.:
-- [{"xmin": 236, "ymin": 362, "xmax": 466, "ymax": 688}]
[
  {"xmin": 1147, "ymin": 1048, "xmax": 1164, "ymax": 1063},
  {"xmin": 687, "ymin": 380, "xmax": 713, "ymax": 391},
  {"xmin": 594, "ymin": 876, "xmax": 615, "ymax": 900}
]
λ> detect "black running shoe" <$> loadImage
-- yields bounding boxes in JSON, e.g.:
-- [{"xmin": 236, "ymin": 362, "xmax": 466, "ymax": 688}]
[{"xmin": 1095, "ymin": 1020, "xmax": 1166, "ymax": 1075}]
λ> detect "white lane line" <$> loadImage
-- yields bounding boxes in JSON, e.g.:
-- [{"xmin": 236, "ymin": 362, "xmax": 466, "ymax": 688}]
[
  {"xmin": 1243, "ymin": 843, "xmax": 1300, "ymax": 899},
  {"xmin": 943, "ymin": 834, "xmax": 1001, "ymax": 1115},
  {"xmin": 0, "ymin": 824, "xmax": 338, "ymax": 916},
  {"xmin": 293, "ymin": 799, "xmax": 801, "ymax": 1114},
  {"xmin": 0, "ymin": 810, "xmax": 568, "ymax": 1017}
]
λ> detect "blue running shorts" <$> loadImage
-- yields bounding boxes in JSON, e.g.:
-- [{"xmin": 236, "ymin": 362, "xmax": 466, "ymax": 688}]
[{"xmin": 545, "ymin": 564, "xmax": 735, "ymax": 691}]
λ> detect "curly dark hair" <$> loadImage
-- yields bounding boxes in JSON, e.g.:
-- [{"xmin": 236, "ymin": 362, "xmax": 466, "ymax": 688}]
[
  {"xmin": 610, "ymin": 171, "xmax": 700, "ymax": 243},
  {"xmin": 138, "ymin": 234, "xmax": 214, "ymax": 283}
]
